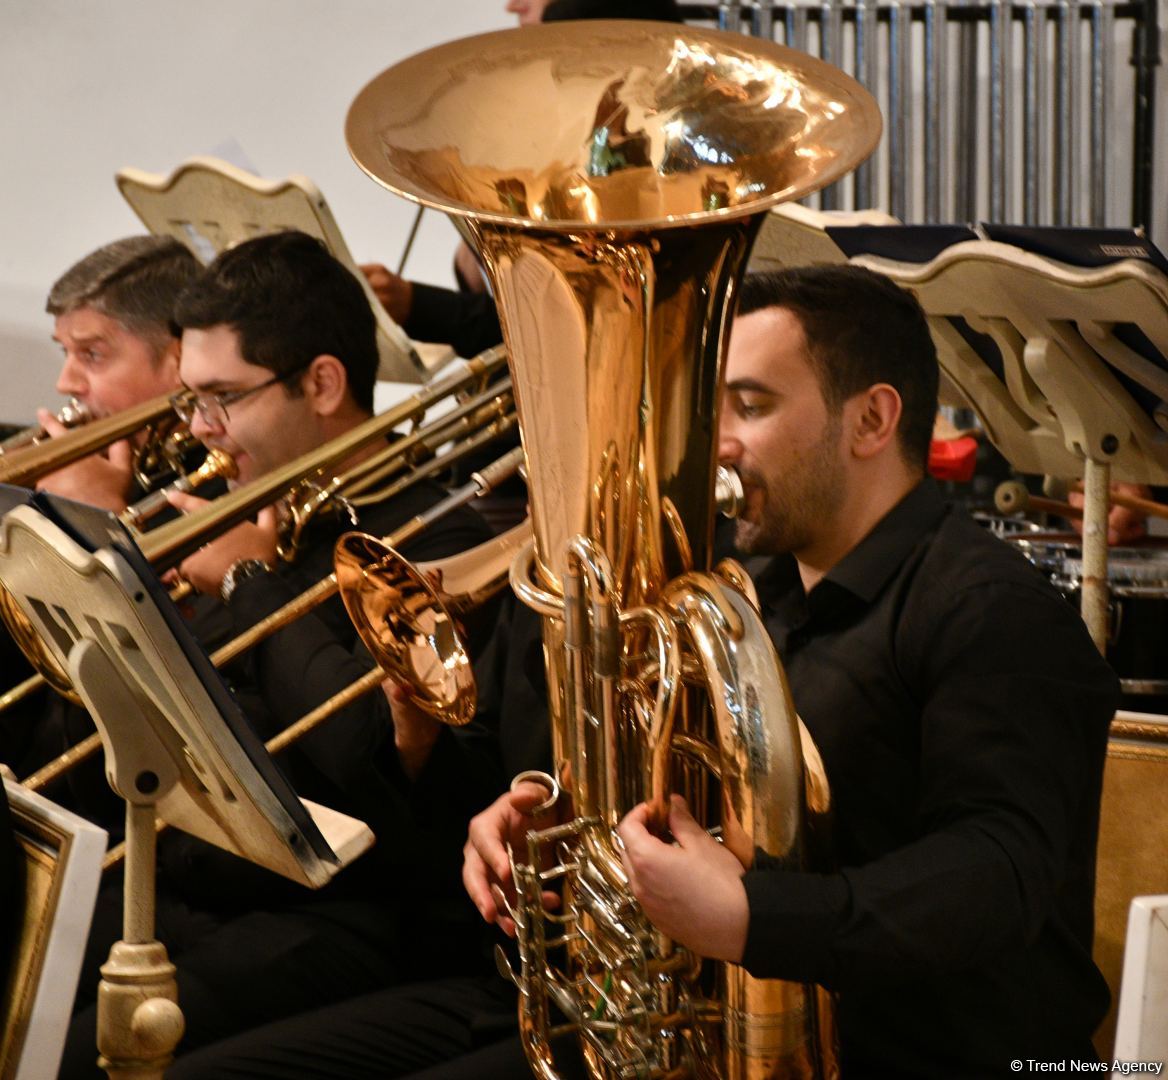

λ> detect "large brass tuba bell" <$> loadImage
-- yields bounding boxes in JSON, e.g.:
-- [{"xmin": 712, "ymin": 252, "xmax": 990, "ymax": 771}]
[{"xmin": 348, "ymin": 21, "xmax": 879, "ymax": 1080}]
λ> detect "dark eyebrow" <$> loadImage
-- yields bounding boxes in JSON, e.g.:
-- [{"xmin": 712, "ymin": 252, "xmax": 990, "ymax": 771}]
[
  {"xmin": 182, "ymin": 379, "xmax": 234, "ymax": 394},
  {"xmin": 725, "ymin": 378, "xmax": 778, "ymax": 396}
]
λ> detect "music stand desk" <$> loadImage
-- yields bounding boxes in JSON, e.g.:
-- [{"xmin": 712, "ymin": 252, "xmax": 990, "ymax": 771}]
[{"xmin": 0, "ymin": 501, "xmax": 372, "ymax": 1078}]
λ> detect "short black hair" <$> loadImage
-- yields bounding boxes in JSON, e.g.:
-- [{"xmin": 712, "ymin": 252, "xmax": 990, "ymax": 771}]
[
  {"xmin": 737, "ymin": 265, "xmax": 939, "ymax": 469},
  {"xmin": 47, "ymin": 236, "xmax": 199, "ymax": 354},
  {"xmin": 173, "ymin": 231, "xmax": 378, "ymax": 412},
  {"xmin": 543, "ymin": 0, "xmax": 682, "ymax": 22}
]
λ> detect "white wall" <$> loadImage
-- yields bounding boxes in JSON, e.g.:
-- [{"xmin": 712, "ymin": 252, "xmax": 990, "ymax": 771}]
[
  {"xmin": 1, "ymin": 1, "xmax": 1165, "ymax": 424},
  {"xmin": 0, "ymin": 0, "xmax": 508, "ymax": 423}
]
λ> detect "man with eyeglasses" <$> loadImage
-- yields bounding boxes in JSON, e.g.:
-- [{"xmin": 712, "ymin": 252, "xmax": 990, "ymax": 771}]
[{"xmin": 59, "ymin": 231, "xmax": 502, "ymax": 1078}]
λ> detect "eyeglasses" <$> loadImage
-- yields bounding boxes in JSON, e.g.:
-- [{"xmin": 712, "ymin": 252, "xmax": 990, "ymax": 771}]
[{"xmin": 172, "ymin": 365, "xmax": 309, "ymax": 428}]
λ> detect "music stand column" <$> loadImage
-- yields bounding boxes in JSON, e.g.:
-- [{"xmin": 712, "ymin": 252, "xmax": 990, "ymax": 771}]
[
  {"xmin": 71, "ymin": 640, "xmax": 185, "ymax": 1080},
  {"xmin": 1080, "ymin": 458, "xmax": 1112, "ymax": 655}
]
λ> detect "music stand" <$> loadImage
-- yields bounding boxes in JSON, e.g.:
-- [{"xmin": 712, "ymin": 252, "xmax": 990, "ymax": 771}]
[
  {"xmin": 840, "ymin": 234, "xmax": 1168, "ymax": 652},
  {"xmin": 116, "ymin": 155, "xmax": 455, "ymax": 382},
  {"xmin": 0, "ymin": 492, "xmax": 373, "ymax": 1079}
]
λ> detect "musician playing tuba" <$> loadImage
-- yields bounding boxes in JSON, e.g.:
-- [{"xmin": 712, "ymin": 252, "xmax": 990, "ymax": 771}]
[
  {"xmin": 612, "ymin": 268, "xmax": 1119, "ymax": 1077},
  {"xmin": 162, "ymin": 269, "xmax": 1115, "ymax": 1080},
  {"xmin": 52, "ymin": 231, "xmax": 500, "ymax": 1079}
]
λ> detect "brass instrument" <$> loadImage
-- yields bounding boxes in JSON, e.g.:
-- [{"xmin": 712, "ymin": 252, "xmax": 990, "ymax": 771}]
[
  {"xmin": 347, "ymin": 20, "xmax": 879, "ymax": 1080},
  {"xmin": 0, "ymin": 391, "xmax": 178, "ymax": 487},
  {"xmin": 121, "ymin": 448, "xmax": 239, "ymax": 530},
  {"xmin": 0, "ymin": 396, "xmax": 92, "ymax": 453},
  {"xmin": 99, "ymin": 471, "xmax": 531, "ymax": 872},
  {"xmin": 12, "ymin": 361, "xmax": 516, "ymax": 784}
]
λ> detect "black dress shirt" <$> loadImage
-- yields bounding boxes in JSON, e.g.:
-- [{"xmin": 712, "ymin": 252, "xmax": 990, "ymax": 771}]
[{"xmin": 741, "ymin": 479, "xmax": 1118, "ymax": 1078}]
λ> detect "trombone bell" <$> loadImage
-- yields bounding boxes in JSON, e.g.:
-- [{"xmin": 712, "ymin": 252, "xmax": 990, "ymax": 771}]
[{"xmin": 334, "ymin": 533, "xmax": 475, "ymax": 726}]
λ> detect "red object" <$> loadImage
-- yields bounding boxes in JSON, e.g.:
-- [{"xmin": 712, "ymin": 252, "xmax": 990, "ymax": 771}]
[{"xmin": 928, "ymin": 436, "xmax": 979, "ymax": 482}]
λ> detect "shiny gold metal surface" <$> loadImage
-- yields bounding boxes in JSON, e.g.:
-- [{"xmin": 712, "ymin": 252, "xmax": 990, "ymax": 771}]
[
  {"xmin": 0, "ymin": 397, "xmax": 91, "ymax": 455},
  {"xmin": 335, "ymin": 517, "xmax": 529, "ymax": 725},
  {"xmin": 121, "ymin": 448, "xmax": 239, "ymax": 531},
  {"xmin": 347, "ymin": 21, "xmax": 880, "ymax": 231},
  {"xmin": 0, "ymin": 393, "xmax": 177, "ymax": 487},
  {"xmin": 348, "ymin": 23, "xmax": 876, "ymax": 1079},
  {"xmin": 11, "ymin": 384, "xmax": 521, "ymax": 794}
]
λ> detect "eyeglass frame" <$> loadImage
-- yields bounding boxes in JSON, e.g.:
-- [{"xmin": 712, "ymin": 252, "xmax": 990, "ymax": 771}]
[{"xmin": 172, "ymin": 363, "xmax": 312, "ymax": 428}]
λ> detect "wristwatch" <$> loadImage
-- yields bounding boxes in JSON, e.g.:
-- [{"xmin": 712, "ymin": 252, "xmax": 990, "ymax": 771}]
[{"xmin": 219, "ymin": 558, "xmax": 272, "ymax": 605}]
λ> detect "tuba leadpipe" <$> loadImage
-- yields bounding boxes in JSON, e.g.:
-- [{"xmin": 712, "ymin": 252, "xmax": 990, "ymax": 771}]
[
  {"xmin": 0, "ymin": 397, "xmax": 92, "ymax": 454},
  {"xmin": 347, "ymin": 20, "xmax": 878, "ymax": 1080},
  {"xmin": 19, "ymin": 442, "xmax": 525, "ymax": 793}
]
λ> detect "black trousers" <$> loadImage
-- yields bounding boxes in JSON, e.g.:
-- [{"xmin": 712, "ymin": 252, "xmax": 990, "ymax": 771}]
[{"xmin": 165, "ymin": 974, "xmax": 590, "ymax": 1080}]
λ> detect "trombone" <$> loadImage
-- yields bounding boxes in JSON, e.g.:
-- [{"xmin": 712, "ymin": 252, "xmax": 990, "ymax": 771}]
[
  {"xmin": 100, "ymin": 504, "xmax": 529, "ymax": 871},
  {"xmin": 0, "ymin": 392, "xmax": 181, "ymax": 487},
  {"xmin": 0, "ymin": 358, "xmax": 514, "ymax": 715},
  {"xmin": 13, "ymin": 354, "xmax": 517, "ymax": 783},
  {"xmin": 120, "ymin": 448, "xmax": 239, "ymax": 531},
  {"xmin": 0, "ymin": 397, "xmax": 92, "ymax": 454}
]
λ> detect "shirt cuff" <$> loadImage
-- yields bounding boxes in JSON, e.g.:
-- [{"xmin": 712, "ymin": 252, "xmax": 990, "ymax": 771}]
[{"xmin": 741, "ymin": 868, "xmax": 850, "ymax": 985}]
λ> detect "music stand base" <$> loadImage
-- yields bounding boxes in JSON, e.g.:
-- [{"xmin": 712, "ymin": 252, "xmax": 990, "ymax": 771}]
[{"xmin": 96, "ymin": 941, "xmax": 183, "ymax": 1080}]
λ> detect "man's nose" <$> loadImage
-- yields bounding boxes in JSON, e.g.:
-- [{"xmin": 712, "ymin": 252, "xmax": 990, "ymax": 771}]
[
  {"xmin": 718, "ymin": 426, "xmax": 743, "ymax": 465},
  {"xmin": 187, "ymin": 407, "xmax": 218, "ymax": 442},
  {"xmin": 55, "ymin": 354, "xmax": 86, "ymax": 397}
]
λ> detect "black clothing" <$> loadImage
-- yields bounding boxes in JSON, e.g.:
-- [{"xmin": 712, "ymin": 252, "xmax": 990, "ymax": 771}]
[
  {"xmin": 404, "ymin": 283, "xmax": 502, "ymax": 360},
  {"xmin": 544, "ymin": 0, "xmax": 683, "ymax": 20},
  {"xmin": 165, "ymin": 484, "xmax": 1117, "ymax": 1080},
  {"xmin": 61, "ymin": 476, "xmax": 500, "ymax": 1077},
  {"xmin": 165, "ymin": 594, "xmax": 548, "ymax": 1080},
  {"xmin": 742, "ymin": 479, "xmax": 1117, "ymax": 1077}
]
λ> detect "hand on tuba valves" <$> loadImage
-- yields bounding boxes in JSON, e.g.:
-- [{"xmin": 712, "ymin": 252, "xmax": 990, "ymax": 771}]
[{"xmin": 618, "ymin": 794, "xmax": 750, "ymax": 965}]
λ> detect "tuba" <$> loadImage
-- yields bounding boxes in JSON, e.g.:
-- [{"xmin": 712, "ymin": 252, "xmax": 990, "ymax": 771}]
[{"xmin": 348, "ymin": 21, "xmax": 879, "ymax": 1080}]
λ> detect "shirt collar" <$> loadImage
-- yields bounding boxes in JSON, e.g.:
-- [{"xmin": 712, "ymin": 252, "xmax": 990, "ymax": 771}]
[
  {"xmin": 751, "ymin": 477, "xmax": 947, "ymax": 611},
  {"xmin": 821, "ymin": 477, "xmax": 947, "ymax": 603}
]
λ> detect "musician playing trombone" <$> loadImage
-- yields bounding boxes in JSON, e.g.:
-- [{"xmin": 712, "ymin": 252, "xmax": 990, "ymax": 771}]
[
  {"xmin": 37, "ymin": 235, "xmax": 199, "ymax": 512},
  {"xmin": 58, "ymin": 230, "xmax": 500, "ymax": 1078},
  {"xmin": 3, "ymin": 237, "xmax": 200, "ymax": 791}
]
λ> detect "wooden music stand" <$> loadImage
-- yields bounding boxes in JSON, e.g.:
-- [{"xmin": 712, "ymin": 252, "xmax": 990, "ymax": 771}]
[
  {"xmin": 0, "ymin": 496, "xmax": 373, "ymax": 1080},
  {"xmin": 748, "ymin": 202, "xmax": 899, "ymax": 273},
  {"xmin": 847, "ymin": 238, "xmax": 1168, "ymax": 652},
  {"xmin": 116, "ymin": 156, "xmax": 455, "ymax": 383},
  {"xmin": 822, "ymin": 231, "xmax": 1168, "ymax": 1056}
]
